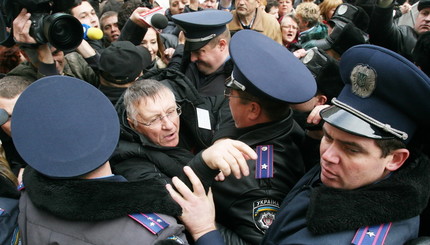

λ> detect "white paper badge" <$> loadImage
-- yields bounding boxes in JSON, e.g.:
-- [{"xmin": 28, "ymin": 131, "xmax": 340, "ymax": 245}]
[{"xmin": 197, "ymin": 108, "xmax": 211, "ymax": 130}]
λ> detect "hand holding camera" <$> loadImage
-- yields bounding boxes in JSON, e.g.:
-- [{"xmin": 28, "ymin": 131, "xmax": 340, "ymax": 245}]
[
  {"xmin": 1, "ymin": 0, "xmax": 84, "ymax": 51},
  {"xmin": 12, "ymin": 8, "xmax": 37, "ymax": 45}
]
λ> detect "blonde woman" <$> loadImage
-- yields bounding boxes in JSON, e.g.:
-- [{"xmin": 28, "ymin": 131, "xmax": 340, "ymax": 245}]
[
  {"xmin": 319, "ymin": 0, "xmax": 343, "ymax": 24},
  {"xmin": 0, "ymin": 145, "xmax": 20, "ymax": 244}
]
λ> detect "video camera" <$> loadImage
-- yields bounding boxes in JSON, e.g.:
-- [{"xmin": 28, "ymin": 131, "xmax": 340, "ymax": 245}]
[{"xmin": 0, "ymin": 0, "xmax": 83, "ymax": 51}]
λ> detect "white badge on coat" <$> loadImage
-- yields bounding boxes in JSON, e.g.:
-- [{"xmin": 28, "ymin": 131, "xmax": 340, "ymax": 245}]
[{"xmin": 197, "ymin": 108, "xmax": 212, "ymax": 130}]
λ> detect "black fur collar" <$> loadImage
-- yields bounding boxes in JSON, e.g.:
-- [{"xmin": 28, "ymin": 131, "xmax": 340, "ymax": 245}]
[
  {"xmin": 22, "ymin": 167, "xmax": 181, "ymax": 221},
  {"xmin": 307, "ymin": 154, "xmax": 430, "ymax": 235}
]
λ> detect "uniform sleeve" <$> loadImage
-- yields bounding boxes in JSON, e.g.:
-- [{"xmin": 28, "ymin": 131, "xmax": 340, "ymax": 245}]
[{"xmin": 195, "ymin": 230, "xmax": 225, "ymax": 245}]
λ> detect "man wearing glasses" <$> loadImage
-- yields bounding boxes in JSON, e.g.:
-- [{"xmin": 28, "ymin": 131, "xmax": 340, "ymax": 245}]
[
  {"xmin": 111, "ymin": 77, "xmax": 256, "ymax": 190},
  {"xmin": 111, "ymin": 29, "xmax": 316, "ymax": 244}
]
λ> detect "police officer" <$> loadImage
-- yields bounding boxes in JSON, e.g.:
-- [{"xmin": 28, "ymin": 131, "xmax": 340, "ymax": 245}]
[
  {"xmin": 170, "ymin": 10, "xmax": 233, "ymax": 96},
  {"xmin": 167, "ymin": 44, "xmax": 430, "ymax": 244},
  {"xmin": 170, "ymin": 30, "xmax": 317, "ymax": 244},
  {"xmin": 209, "ymin": 29, "xmax": 316, "ymax": 244},
  {"xmin": 13, "ymin": 76, "xmax": 190, "ymax": 244}
]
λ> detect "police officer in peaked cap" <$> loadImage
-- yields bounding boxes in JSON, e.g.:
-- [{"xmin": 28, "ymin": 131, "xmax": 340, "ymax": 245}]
[
  {"xmin": 165, "ymin": 44, "xmax": 430, "ymax": 245},
  {"xmin": 188, "ymin": 29, "xmax": 318, "ymax": 244},
  {"xmin": 171, "ymin": 10, "xmax": 234, "ymax": 96}
]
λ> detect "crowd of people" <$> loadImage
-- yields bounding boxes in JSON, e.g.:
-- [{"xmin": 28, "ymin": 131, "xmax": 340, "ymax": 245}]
[{"xmin": 1, "ymin": 0, "xmax": 430, "ymax": 244}]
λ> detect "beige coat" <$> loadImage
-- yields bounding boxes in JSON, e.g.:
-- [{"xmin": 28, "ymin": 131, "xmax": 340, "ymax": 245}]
[{"xmin": 228, "ymin": 8, "xmax": 282, "ymax": 44}]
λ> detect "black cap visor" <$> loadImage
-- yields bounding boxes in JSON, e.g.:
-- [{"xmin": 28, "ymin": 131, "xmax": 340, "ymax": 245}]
[{"xmin": 320, "ymin": 106, "xmax": 395, "ymax": 140}]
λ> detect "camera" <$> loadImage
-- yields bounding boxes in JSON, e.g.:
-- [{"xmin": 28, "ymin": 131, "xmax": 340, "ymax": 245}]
[{"xmin": 0, "ymin": 0, "xmax": 83, "ymax": 51}]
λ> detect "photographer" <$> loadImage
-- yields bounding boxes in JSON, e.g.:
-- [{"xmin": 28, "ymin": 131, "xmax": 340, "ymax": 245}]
[
  {"xmin": 9, "ymin": 6, "xmax": 156, "ymax": 85},
  {"xmin": 9, "ymin": 8, "xmax": 98, "ymax": 84}
]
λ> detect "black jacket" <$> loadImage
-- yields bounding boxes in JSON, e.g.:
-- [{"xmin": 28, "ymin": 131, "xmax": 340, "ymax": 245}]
[
  {"xmin": 110, "ymin": 68, "xmax": 228, "ymax": 183},
  {"xmin": 262, "ymin": 153, "xmax": 430, "ymax": 244},
  {"xmin": 368, "ymin": 3, "xmax": 418, "ymax": 61},
  {"xmin": 203, "ymin": 110, "xmax": 307, "ymax": 244}
]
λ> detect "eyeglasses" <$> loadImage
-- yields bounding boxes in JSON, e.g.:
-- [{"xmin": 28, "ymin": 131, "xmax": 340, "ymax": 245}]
[
  {"xmin": 136, "ymin": 105, "xmax": 182, "ymax": 128},
  {"xmin": 224, "ymin": 88, "xmax": 257, "ymax": 101},
  {"xmin": 0, "ymin": 108, "xmax": 11, "ymax": 126}
]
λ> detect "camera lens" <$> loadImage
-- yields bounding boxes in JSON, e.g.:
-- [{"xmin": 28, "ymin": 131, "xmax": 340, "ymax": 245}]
[{"xmin": 44, "ymin": 13, "xmax": 83, "ymax": 51}]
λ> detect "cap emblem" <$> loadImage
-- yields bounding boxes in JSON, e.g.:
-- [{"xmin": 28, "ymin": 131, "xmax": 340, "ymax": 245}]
[{"xmin": 350, "ymin": 64, "xmax": 376, "ymax": 98}]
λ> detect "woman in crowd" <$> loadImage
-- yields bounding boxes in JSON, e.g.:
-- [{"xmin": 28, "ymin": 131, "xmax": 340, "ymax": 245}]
[
  {"xmin": 278, "ymin": 0, "xmax": 294, "ymax": 22},
  {"xmin": 140, "ymin": 27, "xmax": 176, "ymax": 70},
  {"xmin": 281, "ymin": 13, "xmax": 301, "ymax": 51},
  {"xmin": 0, "ymin": 145, "xmax": 20, "ymax": 244},
  {"xmin": 319, "ymin": 0, "xmax": 342, "ymax": 25}
]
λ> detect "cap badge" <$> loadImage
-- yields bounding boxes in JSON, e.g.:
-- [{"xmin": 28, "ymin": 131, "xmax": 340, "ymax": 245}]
[
  {"xmin": 350, "ymin": 64, "xmax": 376, "ymax": 98},
  {"xmin": 337, "ymin": 5, "xmax": 348, "ymax": 15}
]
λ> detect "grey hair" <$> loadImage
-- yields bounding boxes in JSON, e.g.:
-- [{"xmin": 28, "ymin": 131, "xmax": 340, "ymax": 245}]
[
  {"xmin": 123, "ymin": 78, "xmax": 170, "ymax": 127},
  {"xmin": 0, "ymin": 76, "xmax": 33, "ymax": 98}
]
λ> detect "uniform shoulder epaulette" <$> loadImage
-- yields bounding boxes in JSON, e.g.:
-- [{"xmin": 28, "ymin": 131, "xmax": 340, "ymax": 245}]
[
  {"xmin": 351, "ymin": 223, "xmax": 392, "ymax": 245},
  {"xmin": 255, "ymin": 145, "xmax": 274, "ymax": 179},
  {"xmin": 128, "ymin": 213, "xmax": 170, "ymax": 235}
]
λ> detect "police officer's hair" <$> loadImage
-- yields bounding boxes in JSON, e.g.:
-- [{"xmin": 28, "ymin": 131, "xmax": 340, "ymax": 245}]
[
  {"xmin": 375, "ymin": 138, "xmax": 406, "ymax": 158},
  {"xmin": 123, "ymin": 78, "xmax": 171, "ymax": 127},
  {"xmin": 236, "ymin": 90, "xmax": 290, "ymax": 121},
  {"xmin": 207, "ymin": 28, "xmax": 231, "ymax": 48},
  {"xmin": 0, "ymin": 76, "xmax": 33, "ymax": 99}
]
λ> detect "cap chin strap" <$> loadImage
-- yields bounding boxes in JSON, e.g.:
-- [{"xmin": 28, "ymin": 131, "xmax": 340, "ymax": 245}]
[
  {"xmin": 331, "ymin": 98, "xmax": 409, "ymax": 140},
  {"xmin": 225, "ymin": 73, "xmax": 246, "ymax": 91},
  {"xmin": 186, "ymin": 34, "xmax": 216, "ymax": 42}
]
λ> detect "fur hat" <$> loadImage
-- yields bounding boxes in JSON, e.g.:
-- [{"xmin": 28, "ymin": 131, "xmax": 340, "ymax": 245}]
[
  {"xmin": 301, "ymin": 48, "xmax": 344, "ymax": 103},
  {"xmin": 329, "ymin": 3, "xmax": 370, "ymax": 32}
]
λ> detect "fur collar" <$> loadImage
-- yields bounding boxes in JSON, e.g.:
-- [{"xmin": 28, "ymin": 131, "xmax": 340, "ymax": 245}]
[
  {"xmin": 307, "ymin": 153, "xmax": 430, "ymax": 235},
  {"xmin": 23, "ymin": 167, "xmax": 181, "ymax": 221}
]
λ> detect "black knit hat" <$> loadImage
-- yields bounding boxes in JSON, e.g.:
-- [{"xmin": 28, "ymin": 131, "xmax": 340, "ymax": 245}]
[
  {"xmin": 99, "ymin": 41, "xmax": 150, "ymax": 85},
  {"xmin": 418, "ymin": 0, "xmax": 430, "ymax": 11}
]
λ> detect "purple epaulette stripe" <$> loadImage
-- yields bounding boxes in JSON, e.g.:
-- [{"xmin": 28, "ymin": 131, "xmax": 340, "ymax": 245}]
[
  {"xmin": 255, "ymin": 145, "xmax": 273, "ymax": 179},
  {"xmin": 352, "ymin": 223, "xmax": 392, "ymax": 245},
  {"xmin": 128, "ymin": 213, "xmax": 170, "ymax": 234}
]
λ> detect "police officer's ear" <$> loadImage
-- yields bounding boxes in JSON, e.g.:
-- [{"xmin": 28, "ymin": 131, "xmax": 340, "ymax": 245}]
[
  {"xmin": 385, "ymin": 148, "xmax": 410, "ymax": 172},
  {"xmin": 218, "ymin": 38, "xmax": 228, "ymax": 51},
  {"xmin": 248, "ymin": 101, "xmax": 263, "ymax": 121},
  {"xmin": 314, "ymin": 94, "xmax": 328, "ymax": 107},
  {"xmin": 127, "ymin": 117, "xmax": 138, "ymax": 130}
]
